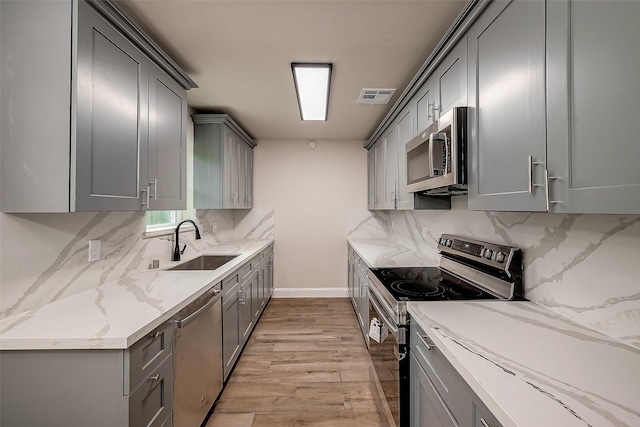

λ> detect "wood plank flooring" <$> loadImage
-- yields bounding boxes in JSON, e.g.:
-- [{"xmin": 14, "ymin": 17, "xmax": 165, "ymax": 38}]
[{"xmin": 206, "ymin": 298, "xmax": 387, "ymax": 427}]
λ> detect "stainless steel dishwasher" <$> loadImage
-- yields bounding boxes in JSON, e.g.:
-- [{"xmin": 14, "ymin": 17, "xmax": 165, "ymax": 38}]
[{"xmin": 174, "ymin": 284, "xmax": 223, "ymax": 427}]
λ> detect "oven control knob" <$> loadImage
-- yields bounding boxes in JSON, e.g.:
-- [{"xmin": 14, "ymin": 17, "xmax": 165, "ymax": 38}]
[
  {"xmin": 483, "ymin": 249, "xmax": 493, "ymax": 259},
  {"xmin": 495, "ymin": 252, "xmax": 506, "ymax": 263},
  {"xmin": 439, "ymin": 238, "xmax": 446, "ymax": 245},
  {"xmin": 445, "ymin": 239, "xmax": 452, "ymax": 247}
]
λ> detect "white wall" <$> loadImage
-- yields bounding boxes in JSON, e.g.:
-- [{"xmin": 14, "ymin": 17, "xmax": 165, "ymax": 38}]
[{"xmin": 253, "ymin": 139, "xmax": 366, "ymax": 296}]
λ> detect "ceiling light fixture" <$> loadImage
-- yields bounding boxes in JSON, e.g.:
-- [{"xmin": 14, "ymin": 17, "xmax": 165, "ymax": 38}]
[{"xmin": 291, "ymin": 63, "xmax": 332, "ymax": 121}]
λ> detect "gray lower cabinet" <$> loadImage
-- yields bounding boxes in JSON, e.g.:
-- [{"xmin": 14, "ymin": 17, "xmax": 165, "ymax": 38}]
[
  {"xmin": 222, "ymin": 274, "xmax": 241, "ymax": 380},
  {"xmin": 0, "ymin": 0, "xmax": 193, "ymax": 213},
  {"xmin": 410, "ymin": 321, "xmax": 503, "ymax": 427},
  {"xmin": 546, "ymin": 0, "xmax": 640, "ymax": 214},
  {"xmin": 467, "ymin": 0, "xmax": 547, "ymax": 212},
  {"xmin": 347, "ymin": 245, "xmax": 369, "ymax": 344},
  {"xmin": 221, "ymin": 246, "xmax": 274, "ymax": 381},
  {"xmin": 0, "ymin": 321, "xmax": 173, "ymax": 427},
  {"xmin": 193, "ymin": 114, "xmax": 255, "ymax": 210}
]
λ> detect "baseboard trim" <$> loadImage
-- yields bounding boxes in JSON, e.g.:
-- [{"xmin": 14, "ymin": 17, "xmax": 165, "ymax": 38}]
[{"xmin": 272, "ymin": 288, "xmax": 348, "ymax": 298}]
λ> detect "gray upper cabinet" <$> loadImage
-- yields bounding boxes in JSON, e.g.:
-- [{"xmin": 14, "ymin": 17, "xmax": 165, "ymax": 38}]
[
  {"xmin": 396, "ymin": 104, "xmax": 415, "ymax": 210},
  {"xmin": 148, "ymin": 64, "xmax": 188, "ymax": 211},
  {"xmin": 467, "ymin": 0, "xmax": 547, "ymax": 212},
  {"xmin": 0, "ymin": 0, "xmax": 195, "ymax": 213},
  {"xmin": 75, "ymin": 0, "xmax": 149, "ymax": 211},
  {"xmin": 414, "ymin": 37, "xmax": 467, "ymax": 135},
  {"xmin": 373, "ymin": 138, "xmax": 386, "ymax": 209},
  {"xmin": 546, "ymin": 0, "xmax": 640, "ymax": 214},
  {"xmin": 436, "ymin": 37, "xmax": 468, "ymax": 117},
  {"xmin": 370, "ymin": 127, "xmax": 397, "ymax": 210},
  {"xmin": 383, "ymin": 126, "xmax": 398, "ymax": 210},
  {"xmin": 194, "ymin": 114, "xmax": 255, "ymax": 210},
  {"xmin": 415, "ymin": 79, "xmax": 437, "ymax": 133},
  {"xmin": 367, "ymin": 149, "xmax": 376, "ymax": 210}
]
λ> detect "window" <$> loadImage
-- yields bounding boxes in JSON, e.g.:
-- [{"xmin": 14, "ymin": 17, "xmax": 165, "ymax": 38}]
[{"xmin": 146, "ymin": 210, "xmax": 181, "ymax": 230}]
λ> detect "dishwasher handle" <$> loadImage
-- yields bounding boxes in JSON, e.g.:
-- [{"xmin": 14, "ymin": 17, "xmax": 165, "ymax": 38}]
[{"xmin": 175, "ymin": 292, "xmax": 220, "ymax": 329}]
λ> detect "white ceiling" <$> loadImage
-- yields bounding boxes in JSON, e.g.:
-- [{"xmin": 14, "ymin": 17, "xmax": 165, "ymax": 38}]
[{"xmin": 116, "ymin": 0, "xmax": 468, "ymax": 141}]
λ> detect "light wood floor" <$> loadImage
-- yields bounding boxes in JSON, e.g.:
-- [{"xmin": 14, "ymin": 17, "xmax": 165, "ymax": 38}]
[{"xmin": 206, "ymin": 298, "xmax": 387, "ymax": 427}]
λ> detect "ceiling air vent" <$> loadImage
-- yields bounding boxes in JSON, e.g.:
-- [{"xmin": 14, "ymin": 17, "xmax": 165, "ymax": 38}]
[{"xmin": 357, "ymin": 88, "xmax": 396, "ymax": 105}]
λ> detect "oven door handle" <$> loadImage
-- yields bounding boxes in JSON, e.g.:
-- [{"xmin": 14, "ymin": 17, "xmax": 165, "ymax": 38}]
[{"xmin": 369, "ymin": 290, "xmax": 399, "ymax": 337}]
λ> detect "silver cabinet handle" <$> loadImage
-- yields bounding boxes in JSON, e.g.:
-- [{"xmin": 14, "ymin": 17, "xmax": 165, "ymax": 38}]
[
  {"xmin": 418, "ymin": 334, "xmax": 436, "ymax": 351},
  {"xmin": 545, "ymin": 170, "xmax": 562, "ymax": 212},
  {"xmin": 148, "ymin": 178, "xmax": 158, "ymax": 200},
  {"xmin": 148, "ymin": 331, "xmax": 161, "ymax": 340},
  {"xmin": 480, "ymin": 418, "xmax": 491, "ymax": 427},
  {"xmin": 141, "ymin": 186, "xmax": 150, "ymax": 208},
  {"xmin": 427, "ymin": 101, "xmax": 439, "ymax": 120},
  {"xmin": 148, "ymin": 375, "xmax": 160, "ymax": 382},
  {"xmin": 528, "ymin": 156, "xmax": 543, "ymax": 193}
]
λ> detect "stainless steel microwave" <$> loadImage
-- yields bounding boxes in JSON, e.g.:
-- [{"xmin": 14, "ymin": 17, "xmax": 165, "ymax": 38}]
[{"xmin": 405, "ymin": 107, "xmax": 468, "ymax": 195}]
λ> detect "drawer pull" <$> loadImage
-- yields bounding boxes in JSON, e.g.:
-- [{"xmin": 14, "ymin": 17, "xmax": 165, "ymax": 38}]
[
  {"xmin": 480, "ymin": 419, "xmax": 491, "ymax": 427},
  {"xmin": 148, "ymin": 374, "xmax": 160, "ymax": 382},
  {"xmin": 419, "ymin": 334, "xmax": 436, "ymax": 351},
  {"xmin": 149, "ymin": 331, "xmax": 161, "ymax": 340}
]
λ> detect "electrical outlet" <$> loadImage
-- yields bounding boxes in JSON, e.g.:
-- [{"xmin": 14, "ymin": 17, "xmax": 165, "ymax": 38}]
[
  {"xmin": 88, "ymin": 239, "xmax": 101, "ymax": 261},
  {"xmin": 421, "ymin": 225, "xmax": 428, "ymax": 239}
]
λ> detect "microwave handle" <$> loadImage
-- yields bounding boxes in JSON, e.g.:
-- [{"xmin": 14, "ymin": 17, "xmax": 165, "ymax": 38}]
[
  {"xmin": 442, "ymin": 133, "xmax": 449, "ymax": 175},
  {"xmin": 428, "ymin": 132, "xmax": 435, "ymax": 178}
]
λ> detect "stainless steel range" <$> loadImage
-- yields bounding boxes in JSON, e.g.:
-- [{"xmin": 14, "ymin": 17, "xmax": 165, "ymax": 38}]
[{"xmin": 366, "ymin": 234, "xmax": 523, "ymax": 427}]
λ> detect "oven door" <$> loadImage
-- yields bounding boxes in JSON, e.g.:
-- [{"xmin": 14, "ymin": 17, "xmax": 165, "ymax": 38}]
[{"xmin": 368, "ymin": 287, "xmax": 408, "ymax": 427}]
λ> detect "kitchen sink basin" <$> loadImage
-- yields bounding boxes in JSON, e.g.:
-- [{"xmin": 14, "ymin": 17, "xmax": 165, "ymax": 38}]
[{"xmin": 168, "ymin": 255, "xmax": 239, "ymax": 271}]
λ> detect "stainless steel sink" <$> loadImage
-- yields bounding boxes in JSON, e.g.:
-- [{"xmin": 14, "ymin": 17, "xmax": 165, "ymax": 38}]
[{"xmin": 168, "ymin": 255, "xmax": 238, "ymax": 271}]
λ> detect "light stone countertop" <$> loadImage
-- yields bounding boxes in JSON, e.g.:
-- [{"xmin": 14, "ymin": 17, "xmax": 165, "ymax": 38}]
[
  {"xmin": 348, "ymin": 238, "xmax": 640, "ymax": 427},
  {"xmin": 0, "ymin": 239, "xmax": 274, "ymax": 350},
  {"xmin": 408, "ymin": 302, "xmax": 640, "ymax": 427},
  {"xmin": 347, "ymin": 237, "xmax": 438, "ymax": 268}
]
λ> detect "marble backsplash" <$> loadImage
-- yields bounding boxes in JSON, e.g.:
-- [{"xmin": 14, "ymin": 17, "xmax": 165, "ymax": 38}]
[
  {"xmin": 0, "ymin": 208, "xmax": 275, "ymax": 318},
  {"xmin": 348, "ymin": 199, "xmax": 640, "ymax": 350}
]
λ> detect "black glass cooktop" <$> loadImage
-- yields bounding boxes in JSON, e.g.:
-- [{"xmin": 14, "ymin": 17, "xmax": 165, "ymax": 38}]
[{"xmin": 370, "ymin": 267, "xmax": 499, "ymax": 301}]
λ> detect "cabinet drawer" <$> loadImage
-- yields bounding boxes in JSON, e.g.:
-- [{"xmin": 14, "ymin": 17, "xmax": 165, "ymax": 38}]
[
  {"xmin": 127, "ymin": 354, "xmax": 173, "ymax": 427},
  {"xmin": 222, "ymin": 274, "xmax": 239, "ymax": 303},
  {"xmin": 239, "ymin": 262, "xmax": 252, "ymax": 281},
  {"xmin": 125, "ymin": 321, "xmax": 172, "ymax": 394},
  {"xmin": 411, "ymin": 323, "xmax": 468, "ymax": 420}
]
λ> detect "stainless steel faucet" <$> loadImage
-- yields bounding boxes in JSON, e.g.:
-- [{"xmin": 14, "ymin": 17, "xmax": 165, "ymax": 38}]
[{"xmin": 173, "ymin": 219, "xmax": 202, "ymax": 261}]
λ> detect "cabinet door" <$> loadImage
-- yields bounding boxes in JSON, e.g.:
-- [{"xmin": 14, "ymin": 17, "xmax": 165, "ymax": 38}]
[
  {"xmin": 374, "ymin": 140, "xmax": 386, "ymax": 209},
  {"xmin": 239, "ymin": 280, "xmax": 254, "ymax": 343},
  {"xmin": 396, "ymin": 104, "xmax": 415, "ymax": 210},
  {"xmin": 266, "ymin": 255, "xmax": 274, "ymax": 298},
  {"xmin": 358, "ymin": 271, "xmax": 368, "ymax": 337},
  {"xmin": 547, "ymin": 0, "xmax": 640, "ymax": 214},
  {"xmin": 147, "ymin": 64, "xmax": 187, "ymax": 210},
  {"xmin": 246, "ymin": 147, "xmax": 254, "ymax": 208},
  {"xmin": 410, "ymin": 353, "xmax": 458, "ymax": 427},
  {"xmin": 367, "ymin": 149, "xmax": 376, "ymax": 210},
  {"xmin": 222, "ymin": 128, "xmax": 237, "ymax": 208},
  {"xmin": 467, "ymin": 0, "xmax": 547, "ymax": 211},
  {"xmin": 383, "ymin": 127, "xmax": 397, "ymax": 210},
  {"xmin": 75, "ymin": 1, "xmax": 148, "ymax": 211},
  {"xmin": 237, "ymin": 142, "xmax": 247, "ymax": 208},
  {"xmin": 415, "ymin": 79, "xmax": 437, "ymax": 133},
  {"xmin": 436, "ymin": 37, "xmax": 468, "ymax": 115},
  {"xmin": 222, "ymin": 293, "xmax": 240, "ymax": 380}
]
